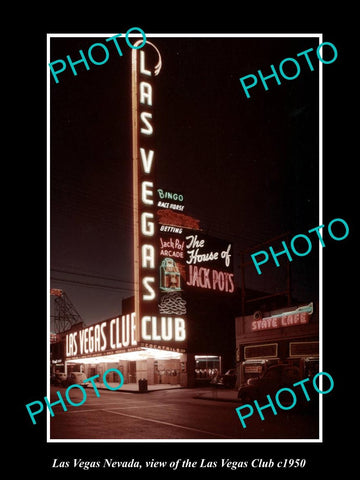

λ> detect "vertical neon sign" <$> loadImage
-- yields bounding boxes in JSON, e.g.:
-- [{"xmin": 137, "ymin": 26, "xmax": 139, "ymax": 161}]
[{"xmin": 132, "ymin": 41, "xmax": 162, "ymax": 342}]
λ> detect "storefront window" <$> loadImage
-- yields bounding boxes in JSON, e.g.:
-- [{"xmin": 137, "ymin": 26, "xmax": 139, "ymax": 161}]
[{"xmin": 194, "ymin": 355, "xmax": 220, "ymax": 379}]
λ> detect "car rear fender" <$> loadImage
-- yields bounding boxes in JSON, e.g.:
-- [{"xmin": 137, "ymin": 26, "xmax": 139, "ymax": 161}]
[{"xmin": 238, "ymin": 385, "xmax": 257, "ymax": 402}]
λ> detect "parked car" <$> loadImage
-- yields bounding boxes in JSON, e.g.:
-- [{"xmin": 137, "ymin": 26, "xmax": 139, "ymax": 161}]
[
  {"xmin": 215, "ymin": 368, "xmax": 237, "ymax": 388},
  {"xmin": 51, "ymin": 372, "xmax": 68, "ymax": 387},
  {"xmin": 237, "ymin": 364, "xmax": 301, "ymax": 405},
  {"xmin": 66, "ymin": 372, "xmax": 91, "ymax": 388}
]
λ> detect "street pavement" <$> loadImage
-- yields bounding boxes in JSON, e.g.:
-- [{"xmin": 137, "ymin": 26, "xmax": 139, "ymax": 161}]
[{"xmin": 48, "ymin": 384, "xmax": 320, "ymax": 441}]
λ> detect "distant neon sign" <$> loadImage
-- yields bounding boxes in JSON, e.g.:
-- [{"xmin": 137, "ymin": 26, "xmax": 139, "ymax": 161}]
[
  {"xmin": 251, "ymin": 303, "xmax": 313, "ymax": 332},
  {"xmin": 252, "ymin": 312, "xmax": 310, "ymax": 332}
]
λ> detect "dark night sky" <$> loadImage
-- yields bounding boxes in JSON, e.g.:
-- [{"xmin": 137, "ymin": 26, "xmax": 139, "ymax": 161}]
[
  {"xmin": 50, "ymin": 35, "xmax": 323, "ymax": 326},
  {"xmin": 16, "ymin": 14, "xmax": 355, "ymax": 467}
]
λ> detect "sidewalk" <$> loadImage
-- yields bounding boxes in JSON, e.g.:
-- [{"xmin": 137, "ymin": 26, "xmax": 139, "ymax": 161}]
[
  {"xmin": 90, "ymin": 381, "xmax": 239, "ymax": 401},
  {"xmin": 93, "ymin": 382, "xmax": 184, "ymax": 393}
]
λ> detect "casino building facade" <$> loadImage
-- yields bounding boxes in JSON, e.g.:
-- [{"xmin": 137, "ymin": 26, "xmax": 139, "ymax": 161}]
[
  {"xmin": 49, "ymin": 40, "xmax": 233, "ymax": 389},
  {"xmin": 51, "ymin": 295, "xmax": 226, "ymax": 388},
  {"xmin": 235, "ymin": 301, "xmax": 319, "ymax": 387},
  {"xmin": 51, "ymin": 40, "xmax": 318, "ymax": 393},
  {"xmin": 52, "ymin": 294, "xmax": 189, "ymax": 387}
]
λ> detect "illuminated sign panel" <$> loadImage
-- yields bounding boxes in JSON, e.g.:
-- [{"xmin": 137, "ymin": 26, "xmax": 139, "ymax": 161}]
[
  {"xmin": 65, "ymin": 314, "xmax": 137, "ymax": 359},
  {"xmin": 141, "ymin": 316, "xmax": 186, "ymax": 342},
  {"xmin": 159, "ymin": 236, "xmax": 185, "ymax": 259},
  {"xmin": 251, "ymin": 312, "xmax": 310, "ymax": 331},
  {"xmin": 65, "ymin": 314, "xmax": 186, "ymax": 359},
  {"xmin": 185, "ymin": 233, "xmax": 234, "ymax": 293},
  {"xmin": 251, "ymin": 304, "xmax": 313, "ymax": 331},
  {"xmin": 157, "ymin": 189, "xmax": 185, "ymax": 211},
  {"xmin": 158, "ymin": 231, "xmax": 187, "ymax": 317},
  {"xmin": 156, "ymin": 191, "xmax": 194, "ymax": 319},
  {"xmin": 132, "ymin": 43, "xmax": 186, "ymax": 348}
]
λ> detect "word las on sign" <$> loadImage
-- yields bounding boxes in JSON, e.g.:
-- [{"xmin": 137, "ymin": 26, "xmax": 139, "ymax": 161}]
[
  {"xmin": 235, "ymin": 371, "xmax": 334, "ymax": 428},
  {"xmin": 239, "ymin": 41, "xmax": 337, "ymax": 98},
  {"xmin": 26, "ymin": 368, "xmax": 124, "ymax": 425},
  {"xmin": 49, "ymin": 28, "xmax": 147, "ymax": 84},
  {"xmin": 251, "ymin": 218, "xmax": 349, "ymax": 275}
]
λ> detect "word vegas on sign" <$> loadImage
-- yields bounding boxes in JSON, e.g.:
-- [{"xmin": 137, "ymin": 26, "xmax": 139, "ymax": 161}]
[{"xmin": 132, "ymin": 41, "xmax": 186, "ymax": 344}]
